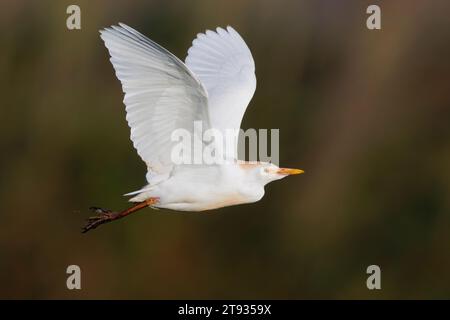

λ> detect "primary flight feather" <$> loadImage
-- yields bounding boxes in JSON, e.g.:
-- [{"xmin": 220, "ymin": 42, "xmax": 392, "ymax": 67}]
[{"xmin": 83, "ymin": 23, "xmax": 303, "ymax": 232}]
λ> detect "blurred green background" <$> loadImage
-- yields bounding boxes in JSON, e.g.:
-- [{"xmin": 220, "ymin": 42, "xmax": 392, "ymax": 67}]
[{"xmin": 1, "ymin": 0, "xmax": 449, "ymax": 299}]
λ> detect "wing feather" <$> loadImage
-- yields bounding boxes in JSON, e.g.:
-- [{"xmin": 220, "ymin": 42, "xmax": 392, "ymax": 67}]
[
  {"xmin": 185, "ymin": 26, "xmax": 256, "ymax": 159},
  {"xmin": 100, "ymin": 23, "xmax": 211, "ymax": 181}
]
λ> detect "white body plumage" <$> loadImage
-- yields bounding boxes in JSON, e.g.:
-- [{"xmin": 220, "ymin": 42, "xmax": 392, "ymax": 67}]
[{"xmin": 130, "ymin": 164, "xmax": 266, "ymax": 211}]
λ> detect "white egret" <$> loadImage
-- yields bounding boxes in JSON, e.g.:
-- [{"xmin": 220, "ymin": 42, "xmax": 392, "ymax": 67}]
[{"xmin": 83, "ymin": 23, "xmax": 303, "ymax": 233}]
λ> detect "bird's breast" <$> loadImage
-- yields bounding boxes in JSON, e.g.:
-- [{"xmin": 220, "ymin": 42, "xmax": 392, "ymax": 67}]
[{"xmin": 155, "ymin": 179, "xmax": 264, "ymax": 212}]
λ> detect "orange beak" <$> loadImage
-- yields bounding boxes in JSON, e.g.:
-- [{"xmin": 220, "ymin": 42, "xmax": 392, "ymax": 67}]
[{"xmin": 277, "ymin": 168, "xmax": 305, "ymax": 175}]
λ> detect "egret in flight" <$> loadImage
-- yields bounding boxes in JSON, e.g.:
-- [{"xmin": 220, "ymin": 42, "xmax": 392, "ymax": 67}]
[{"xmin": 83, "ymin": 23, "xmax": 304, "ymax": 233}]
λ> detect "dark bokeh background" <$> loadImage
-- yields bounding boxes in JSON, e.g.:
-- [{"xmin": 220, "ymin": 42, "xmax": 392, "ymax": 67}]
[{"xmin": 1, "ymin": 0, "xmax": 449, "ymax": 299}]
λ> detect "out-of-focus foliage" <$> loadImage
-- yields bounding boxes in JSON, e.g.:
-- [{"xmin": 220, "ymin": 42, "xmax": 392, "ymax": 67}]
[{"xmin": 0, "ymin": 0, "xmax": 449, "ymax": 299}]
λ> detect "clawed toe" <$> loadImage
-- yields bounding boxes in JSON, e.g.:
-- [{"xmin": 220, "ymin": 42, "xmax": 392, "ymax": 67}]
[
  {"xmin": 82, "ymin": 209, "xmax": 117, "ymax": 233},
  {"xmin": 82, "ymin": 200, "xmax": 156, "ymax": 233}
]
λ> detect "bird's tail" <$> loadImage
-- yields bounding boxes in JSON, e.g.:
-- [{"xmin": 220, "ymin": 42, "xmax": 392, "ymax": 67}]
[
  {"xmin": 123, "ymin": 189, "xmax": 147, "ymax": 196},
  {"xmin": 123, "ymin": 186, "xmax": 153, "ymax": 201}
]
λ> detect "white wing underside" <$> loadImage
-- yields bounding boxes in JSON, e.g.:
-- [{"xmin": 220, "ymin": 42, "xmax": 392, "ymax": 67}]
[
  {"xmin": 100, "ymin": 24, "xmax": 256, "ymax": 196},
  {"xmin": 100, "ymin": 23, "xmax": 210, "ymax": 186}
]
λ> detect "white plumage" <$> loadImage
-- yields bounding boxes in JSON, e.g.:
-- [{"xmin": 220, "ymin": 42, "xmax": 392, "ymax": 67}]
[
  {"xmin": 186, "ymin": 26, "xmax": 256, "ymax": 139},
  {"xmin": 83, "ymin": 23, "xmax": 303, "ymax": 232}
]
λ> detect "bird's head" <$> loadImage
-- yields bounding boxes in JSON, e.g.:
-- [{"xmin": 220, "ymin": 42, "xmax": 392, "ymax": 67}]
[{"xmin": 245, "ymin": 162, "xmax": 304, "ymax": 185}]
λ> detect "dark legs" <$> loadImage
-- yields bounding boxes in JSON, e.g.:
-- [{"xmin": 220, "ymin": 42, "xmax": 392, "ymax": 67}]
[{"xmin": 82, "ymin": 197, "xmax": 159, "ymax": 233}]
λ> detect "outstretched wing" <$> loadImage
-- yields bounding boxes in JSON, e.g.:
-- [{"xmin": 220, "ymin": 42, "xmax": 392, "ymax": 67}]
[
  {"xmin": 100, "ymin": 23, "xmax": 211, "ymax": 181},
  {"xmin": 185, "ymin": 26, "xmax": 256, "ymax": 159}
]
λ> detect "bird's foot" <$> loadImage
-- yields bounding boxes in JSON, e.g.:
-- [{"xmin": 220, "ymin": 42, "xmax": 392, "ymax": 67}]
[
  {"xmin": 82, "ymin": 199, "xmax": 158, "ymax": 233},
  {"xmin": 82, "ymin": 207, "xmax": 121, "ymax": 233}
]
